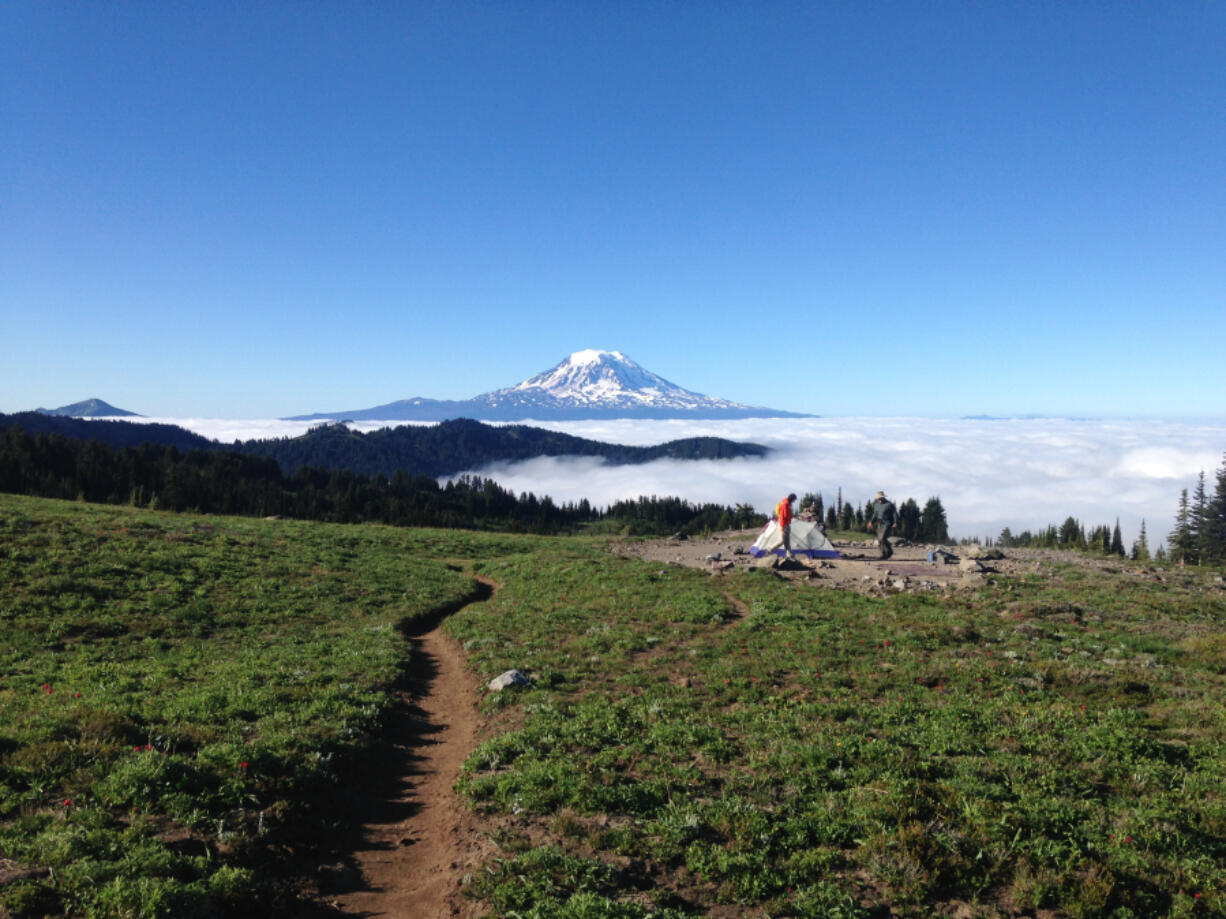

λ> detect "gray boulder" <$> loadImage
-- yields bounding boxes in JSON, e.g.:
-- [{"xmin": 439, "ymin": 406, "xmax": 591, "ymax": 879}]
[{"xmin": 488, "ymin": 669, "xmax": 530, "ymax": 691}]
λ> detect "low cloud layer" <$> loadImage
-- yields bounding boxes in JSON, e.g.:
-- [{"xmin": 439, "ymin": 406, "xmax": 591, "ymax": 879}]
[{"xmin": 137, "ymin": 415, "xmax": 1224, "ymax": 545}]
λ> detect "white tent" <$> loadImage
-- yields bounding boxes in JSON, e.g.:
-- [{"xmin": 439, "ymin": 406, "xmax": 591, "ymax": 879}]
[{"xmin": 749, "ymin": 520, "xmax": 840, "ymax": 559}]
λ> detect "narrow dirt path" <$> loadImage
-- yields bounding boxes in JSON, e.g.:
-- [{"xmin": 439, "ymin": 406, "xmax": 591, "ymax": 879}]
[{"xmin": 326, "ymin": 586, "xmax": 497, "ymax": 918}]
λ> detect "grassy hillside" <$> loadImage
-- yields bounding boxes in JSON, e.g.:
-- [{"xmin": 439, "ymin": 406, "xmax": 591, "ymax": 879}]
[
  {"xmin": 0, "ymin": 495, "xmax": 498, "ymax": 917},
  {"xmin": 446, "ymin": 545, "xmax": 1226, "ymax": 917},
  {"xmin": 2, "ymin": 495, "xmax": 1224, "ymax": 917}
]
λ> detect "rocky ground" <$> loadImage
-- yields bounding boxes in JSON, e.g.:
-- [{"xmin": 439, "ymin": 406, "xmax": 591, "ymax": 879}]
[{"xmin": 610, "ymin": 529, "xmax": 1202, "ymax": 596}]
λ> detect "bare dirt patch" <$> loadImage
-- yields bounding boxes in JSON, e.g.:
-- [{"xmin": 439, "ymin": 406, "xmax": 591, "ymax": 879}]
[
  {"xmin": 611, "ymin": 529, "xmax": 1012, "ymax": 594},
  {"xmin": 608, "ymin": 529, "xmax": 1191, "ymax": 596}
]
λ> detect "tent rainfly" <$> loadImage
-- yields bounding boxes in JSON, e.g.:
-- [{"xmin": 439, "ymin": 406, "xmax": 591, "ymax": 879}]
[{"xmin": 749, "ymin": 520, "xmax": 840, "ymax": 559}]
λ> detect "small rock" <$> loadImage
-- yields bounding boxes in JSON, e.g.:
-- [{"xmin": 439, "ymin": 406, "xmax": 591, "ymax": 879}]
[
  {"xmin": 488, "ymin": 669, "xmax": 530, "ymax": 691},
  {"xmin": 963, "ymin": 545, "xmax": 1005, "ymax": 560},
  {"xmin": 316, "ymin": 861, "xmax": 362, "ymax": 893}
]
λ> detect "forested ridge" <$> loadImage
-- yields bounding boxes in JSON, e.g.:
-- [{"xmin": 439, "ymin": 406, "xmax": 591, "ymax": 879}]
[
  {"xmin": 0, "ymin": 424, "xmax": 765, "ymax": 535},
  {"xmin": 237, "ymin": 417, "xmax": 768, "ymax": 476},
  {"xmin": 0, "ymin": 413, "xmax": 766, "ymax": 478}
]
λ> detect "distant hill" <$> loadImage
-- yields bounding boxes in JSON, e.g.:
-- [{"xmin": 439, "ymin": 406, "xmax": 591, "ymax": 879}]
[
  {"xmin": 0, "ymin": 413, "xmax": 214, "ymax": 451},
  {"xmin": 240, "ymin": 418, "xmax": 769, "ymax": 478},
  {"xmin": 0, "ymin": 414, "xmax": 768, "ymax": 478},
  {"xmin": 287, "ymin": 350, "xmax": 813, "ymax": 422},
  {"xmin": 36, "ymin": 398, "xmax": 141, "ymax": 417}
]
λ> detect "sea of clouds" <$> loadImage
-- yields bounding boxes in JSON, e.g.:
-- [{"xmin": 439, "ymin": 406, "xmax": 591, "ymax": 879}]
[{"xmin": 134, "ymin": 416, "xmax": 1225, "ymax": 545}]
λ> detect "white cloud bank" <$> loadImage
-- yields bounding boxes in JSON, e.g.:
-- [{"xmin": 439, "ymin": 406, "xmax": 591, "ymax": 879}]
[{"xmin": 134, "ymin": 415, "xmax": 1225, "ymax": 545}]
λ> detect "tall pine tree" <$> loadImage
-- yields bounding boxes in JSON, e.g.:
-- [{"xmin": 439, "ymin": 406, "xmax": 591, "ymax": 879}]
[
  {"xmin": 1131, "ymin": 519, "xmax": 1150, "ymax": 561},
  {"xmin": 1169, "ymin": 488, "xmax": 1194, "ymax": 564},
  {"xmin": 920, "ymin": 496, "xmax": 949, "ymax": 543},
  {"xmin": 1190, "ymin": 471, "xmax": 1208, "ymax": 564},
  {"xmin": 1110, "ymin": 518, "xmax": 1125, "ymax": 556},
  {"xmin": 1203, "ymin": 453, "xmax": 1226, "ymax": 563}
]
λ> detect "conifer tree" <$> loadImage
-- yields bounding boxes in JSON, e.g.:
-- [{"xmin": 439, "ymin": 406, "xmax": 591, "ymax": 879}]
[
  {"xmin": 825, "ymin": 504, "xmax": 838, "ymax": 531},
  {"xmin": 1169, "ymin": 488, "xmax": 1194, "ymax": 564},
  {"xmin": 1131, "ymin": 519, "xmax": 1150, "ymax": 562},
  {"xmin": 920, "ymin": 496, "xmax": 949, "ymax": 543},
  {"xmin": 1190, "ymin": 471, "xmax": 1208, "ymax": 564},
  {"xmin": 899, "ymin": 498, "xmax": 922, "ymax": 540},
  {"xmin": 1110, "ymin": 518, "xmax": 1125, "ymax": 556},
  {"xmin": 1204, "ymin": 453, "xmax": 1226, "ymax": 563}
]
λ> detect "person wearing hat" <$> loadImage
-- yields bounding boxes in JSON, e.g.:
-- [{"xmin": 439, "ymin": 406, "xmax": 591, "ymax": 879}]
[
  {"xmin": 775, "ymin": 492, "xmax": 797, "ymax": 558},
  {"xmin": 868, "ymin": 490, "xmax": 898, "ymax": 559}
]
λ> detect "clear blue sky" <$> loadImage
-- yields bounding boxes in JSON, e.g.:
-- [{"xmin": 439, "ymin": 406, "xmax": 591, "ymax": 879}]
[{"xmin": 3, "ymin": 2, "xmax": 1223, "ymax": 418}]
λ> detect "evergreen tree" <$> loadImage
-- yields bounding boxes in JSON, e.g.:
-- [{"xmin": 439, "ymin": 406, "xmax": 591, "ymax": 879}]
[
  {"xmin": 919, "ymin": 496, "xmax": 949, "ymax": 543},
  {"xmin": 1204, "ymin": 453, "xmax": 1226, "ymax": 563},
  {"xmin": 1190, "ymin": 471, "xmax": 1208, "ymax": 564},
  {"xmin": 997, "ymin": 526, "xmax": 1014, "ymax": 548},
  {"xmin": 899, "ymin": 498, "xmax": 922, "ymax": 541},
  {"xmin": 1169, "ymin": 488, "xmax": 1194, "ymax": 565},
  {"xmin": 1059, "ymin": 516, "xmax": 1082, "ymax": 548},
  {"xmin": 825, "ymin": 504, "xmax": 838, "ymax": 531},
  {"xmin": 1110, "ymin": 518, "xmax": 1125, "ymax": 556},
  {"xmin": 1131, "ymin": 519, "xmax": 1150, "ymax": 562}
]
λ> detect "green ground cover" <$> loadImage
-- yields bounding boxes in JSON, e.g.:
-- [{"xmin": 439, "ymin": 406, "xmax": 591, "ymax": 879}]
[
  {"xmin": 451, "ymin": 548, "xmax": 1226, "ymax": 917},
  {"xmin": 4, "ymin": 494, "xmax": 1225, "ymax": 918},
  {"xmin": 0, "ymin": 494, "xmax": 487, "ymax": 917}
]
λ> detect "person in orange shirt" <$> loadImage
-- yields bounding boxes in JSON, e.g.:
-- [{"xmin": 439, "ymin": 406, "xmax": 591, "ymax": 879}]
[{"xmin": 776, "ymin": 492, "xmax": 797, "ymax": 558}]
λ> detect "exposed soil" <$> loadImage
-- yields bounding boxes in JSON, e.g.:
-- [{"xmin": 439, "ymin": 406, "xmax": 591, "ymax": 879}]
[
  {"xmin": 321, "ymin": 586, "xmax": 498, "ymax": 919},
  {"xmin": 610, "ymin": 529, "xmax": 1191, "ymax": 595},
  {"xmin": 611, "ymin": 529, "xmax": 1005, "ymax": 593}
]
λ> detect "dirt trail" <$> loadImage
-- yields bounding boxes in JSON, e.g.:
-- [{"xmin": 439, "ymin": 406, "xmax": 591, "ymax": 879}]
[{"xmin": 327, "ymin": 588, "xmax": 496, "ymax": 919}]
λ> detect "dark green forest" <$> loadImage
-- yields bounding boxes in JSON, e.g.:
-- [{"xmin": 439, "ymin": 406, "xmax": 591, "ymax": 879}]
[
  {"xmin": 0, "ymin": 425, "xmax": 765, "ymax": 535},
  {"xmin": 0, "ymin": 413, "xmax": 767, "ymax": 478}
]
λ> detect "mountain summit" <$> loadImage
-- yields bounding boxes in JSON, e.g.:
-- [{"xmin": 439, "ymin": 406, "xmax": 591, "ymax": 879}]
[
  {"xmin": 286, "ymin": 350, "xmax": 811, "ymax": 422},
  {"xmin": 493, "ymin": 350, "xmax": 753, "ymax": 413},
  {"xmin": 36, "ymin": 398, "xmax": 141, "ymax": 418}
]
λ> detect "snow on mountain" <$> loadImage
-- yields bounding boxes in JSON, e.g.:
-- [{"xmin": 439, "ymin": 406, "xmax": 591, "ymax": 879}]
[
  {"xmin": 495, "ymin": 350, "xmax": 743, "ymax": 410},
  {"xmin": 285, "ymin": 350, "xmax": 810, "ymax": 421}
]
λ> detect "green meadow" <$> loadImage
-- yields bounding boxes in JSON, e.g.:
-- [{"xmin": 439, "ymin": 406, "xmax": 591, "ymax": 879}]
[{"xmin": 2, "ymin": 494, "xmax": 1225, "ymax": 918}]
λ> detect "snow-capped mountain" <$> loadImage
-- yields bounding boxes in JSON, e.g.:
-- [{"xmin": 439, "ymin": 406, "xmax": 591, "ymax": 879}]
[
  {"xmin": 285, "ymin": 350, "xmax": 811, "ymax": 422},
  {"xmin": 492, "ymin": 350, "xmax": 752, "ymax": 412}
]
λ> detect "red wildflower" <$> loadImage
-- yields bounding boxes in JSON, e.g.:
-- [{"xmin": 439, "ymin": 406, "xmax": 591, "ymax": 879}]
[
  {"xmin": 239, "ymin": 761, "xmax": 250, "ymax": 770},
  {"xmin": 42, "ymin": 683, "xmax": 52, "ymax": 694}
]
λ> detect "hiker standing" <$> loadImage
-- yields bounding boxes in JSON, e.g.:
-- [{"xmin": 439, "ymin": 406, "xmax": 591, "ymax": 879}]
[
  {"xmin": 776, "ymin": 493, "xmax": 797, "ymax": 558},
  {"xmin": 868, "ymin": 491, "xmax": 898, "ymax": 560}
]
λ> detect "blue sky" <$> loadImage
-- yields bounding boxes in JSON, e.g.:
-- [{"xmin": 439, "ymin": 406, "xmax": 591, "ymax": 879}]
[{"xmin": 3, "ymin": 3, "xmax": 1223, "ymax": 419}]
